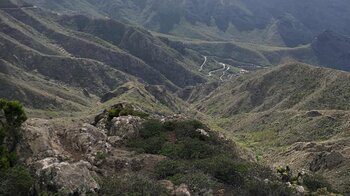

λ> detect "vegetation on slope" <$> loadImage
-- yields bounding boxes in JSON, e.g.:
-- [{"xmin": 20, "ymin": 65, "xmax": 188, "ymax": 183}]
[
  {"xmin": 106, "ymin": 118, "xmax": 293, "ymax": 195},
  {"xmin": 193, "ymin": 63, "xmax": 350, "ymax": 193},
  {"xmin": 0, "ymin": 99, "xmax": 33, "ymax": 196}
]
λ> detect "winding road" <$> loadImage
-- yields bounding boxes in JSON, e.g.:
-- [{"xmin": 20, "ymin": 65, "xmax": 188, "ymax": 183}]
[
  {"xmin": 220, "ymin": 64, "xmax": 230, "ymax": 81},
  {"xmin": 198, "ymin": 56, "xmax": 207, "ymax": 72},
  {"xmin": 208, "ymin": 63, "xmax": 226, "ymax": 77},
  {"xmin": 198, "ymin": 55, "xmax": 249, "ymax": 81}
]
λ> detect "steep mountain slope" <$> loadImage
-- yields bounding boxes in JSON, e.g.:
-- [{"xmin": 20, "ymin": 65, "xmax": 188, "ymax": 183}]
[
  {"xmin": 0, "ymin": 4, "xmax": 209, "ymax": 114},
  {"xmin": 20, "ymin": 0, "xmax": 350, "ymax": 71},
  {"xmin": 311, "ymin": 30, "xmax": 350, "ymax": 71},
  {"xmin": 26, "ymin": 0, "xmax": 350, "ymax": 47},
  {"xmin": 197, "ymin": 63, "xmax": 350, "ymax": 115},
  {"xmin": 192, "ymin": 63, "xmax": 350, "ymax": 193}
]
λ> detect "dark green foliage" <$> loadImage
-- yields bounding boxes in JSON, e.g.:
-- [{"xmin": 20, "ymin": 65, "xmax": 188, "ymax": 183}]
[
  {"xmin": 127, "ymin": 135, "xmax": 166, "ymax": 154},
  {"xmin": 95, "ymin": 151, "xmax": 108, "ymax": 161},
  {"xmin": 139, "ymin": 119, "xmax": 166, "ymax": 139},
  {"xmin": 0, "ymin": 148, "xmax": 16, "ymax": 169},
  {"xmin": 107, "ymin": 106, "xmax": 149, "ymax": 120},
  {"xmin": 1, "ymin": 100, "xmax": 27, "ymax": 128},
  {"xmin": 195, "ymin": 155, "xmax": 246, "ymax": 187},
  {"xmin": 178, "ymin": 138, "xmax": 215, "ymax": 159},
  {"xmin": 0, "ymin": 99, "xmax": 27, "ymax": 169},
  {"xmin": 165, "ymin": 120, "xmax": 206, "ymax": 139},
  {"xmin": 0, "ymin": 100, "xmax": 32, "ymax": 195},
  {"xmin": 99, "ymin": 174, "xmax": 168, "ymax": 196},
  {"xmin": 127, "ymin": 118, "xmax": 289, "ymax": 194},
  {"xmin": 246, "ymin": 181, "xmax": 293, "ymax": 196},
  {"xmin": 127, "ymin": 119, "xmax": 217, "ymax": 158},
  {"xmin": 169, "ymin": 172, "xmax": 217, "ymax": 194},
  {"xmin": 303, "ymin": 174, "xmax": 332, "ymax": 192},
  {"xmin": 0, "ymin": 166, "xmax": 34, "ymax": 196},
  {"xmin": 155, "ymin": 159, "xmax": 188, "ymax": 179}
]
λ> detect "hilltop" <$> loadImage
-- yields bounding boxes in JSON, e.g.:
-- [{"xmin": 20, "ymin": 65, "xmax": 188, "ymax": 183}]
[{"xmin": 192, "ymin": 63, "xmax": 350, "ymax": 192}]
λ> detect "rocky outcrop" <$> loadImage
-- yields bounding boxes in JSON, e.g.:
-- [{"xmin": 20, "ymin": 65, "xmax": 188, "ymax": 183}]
[
  {"xmin": 108, "ymin": 116, "xmax": 143, "ymax": 139},
  {"xmin": 17, "ymin": 107, "xmax": 166, "ymax": 195},
  {"xmin": 34, "ymin": 158, "xmax": 99, "ymax": 195},
  {"xmin": 310, "ymin": 152, "xmax": 345, "ymax": 172}
]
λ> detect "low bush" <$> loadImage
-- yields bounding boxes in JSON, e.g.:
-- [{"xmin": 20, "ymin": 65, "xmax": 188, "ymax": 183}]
[
  {"xmin": 195, "ymin": 155, "xmax": 247, "ymax": 187},
  {"xmin": 154, "ymin": 159, "xmax": 188, "ymax": 179},
  {"xmin": 0, "ymin": 166, "xmax": 33, "ymax": 196},
  {"xmin": 169, "ymin": 172, "xmax": 217, "ymax": 194},
  {"xmin": 107, "ymin": 106, "xmax": 149, "ymax": 120},
  {"xmin": 246, "ymin": 181, "xmax": 293, "ymax": 196},
  {"xmin": 127, "ymin": 118, "xmax": 290, "ymax": 194},
  {"xmin": 99, "ymin": 174, "xmax": 168, "ymax": 196},
  {"xmin": 139, "ymin": 119, "xmax": 166, "ymax": 139},
  {"xmin": 127, "ymin": 135, "xmax": 167, "ymax": 154},
  {"xmin": 95, "ymin": 151, "xmax": 108, "ymax": 161},
  {"xmin": 303, "ymin": 174, "xmax": 332, "ymax": 192}
]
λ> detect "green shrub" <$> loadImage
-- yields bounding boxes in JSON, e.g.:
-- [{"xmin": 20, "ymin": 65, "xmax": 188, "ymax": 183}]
[
  {"xmin": 0, "ymin": 99, "xmax": 27, "ymax": 169},
  {"xmin": 107, "ymin": 107, "xmax": 149, "ymax": 120},
  {"xmin": 0, "ymin": 166, "xmax": 33, "ymax": 196},
  {"xmin": 196, "ymin": 155, "xmax": 246, "ymax": 187},
  {"xmin": 169, "ymin": 172, "xmax": 217, "ymax": 194},
  {"xmin": 107, "ymin": 108, "xmax": 122, "ymax": 120},
  {"xmin": 303, "ymin": 174, "xmax": 332, "ymax": 192},
  {"xmin": 159, "ymin": 142, "xmax": 185, "ymax": 158},
  {"xmin": 159, "ymin": 139, "xmax": 215, "ymax": 160},
  {"xmin": 0, "ymin": 148, "xmax": 16, "ymax": 169},
  {"xmin": 127, "ymin": 135, "xmax": 167, "ymax": 154},
  {"xmin": 246, "ymin": 181, "xmax": 292, "ymax": 196},
  {"xmin": 95, "ymin": 151, "xmax": 108, "ymax": 161},
  {"xmin": 99, "ymin": 174, "xmax": 168, "ymax": 196},
  {"xmin": 1, "ymin": 100, "xmax": 27, "ymax": 128},
  {"xmin": 176, "ymin": 138, "xmax": 215, "ymax": 159},
  {"xmin": 171, "ymin": 120, "xmax": 207, "ymax": 140},
  {"xmin": 139, "ymin": 119, "xmax": 166, "ymax": 139},
  {"xmin": 155, "ymin": 159, "xmax": 188, "ymax": 179}
]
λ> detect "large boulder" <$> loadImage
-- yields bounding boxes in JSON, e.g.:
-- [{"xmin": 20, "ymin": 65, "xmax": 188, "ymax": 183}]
[
  {"xmin": 108, "ymin": 116, "xmax": 143, "ymax": 139},
  {"xmin": 63, "ymin": 123, "xmax": 108, "ymax": 153},
  {"xmin": 18, "ymin": 119, "xmax": 69, "ymax": 164},
  {"xmin": 34, "ymin": 158, "xmax": 99, "ymax": 195}
]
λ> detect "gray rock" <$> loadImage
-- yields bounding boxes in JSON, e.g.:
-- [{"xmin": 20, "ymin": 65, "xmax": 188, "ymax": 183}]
[
  {"xmin": 196, "ymin": 129, "xmax": 210, "ymax": 137},
  {"xmin": 107, "ymin": 136, "xmax": 123, "ymax": 147},
  {"xmin": 159, "ymin": 180, "xmax": 175, "ymax": 192},
  {"xmin": 108, "ymin": 116, "xmax": 143, "ymax": 139},
  {"xmin": 34, "ymin": 158, "xmax": 99, "ymax": 195},
  {"xmin": 63, "ymin": 123, "xmax": 107, "ymax": 153},
  {"xmin": 173, "ymin": 184, "xmax": 191, "ymax": 196},
  {"xmin": 295, "ymin": 185, "xmax": 305, "ymax": 194}
]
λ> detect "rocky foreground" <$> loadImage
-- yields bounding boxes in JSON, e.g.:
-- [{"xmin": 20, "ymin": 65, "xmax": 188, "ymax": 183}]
[
  {"xmin": 19, "ymin": 105, "xmax": 165, "ymax": 194},
  {"xmin": 13, "ymin": 103, "xmax": 298, "ymax": 195}
]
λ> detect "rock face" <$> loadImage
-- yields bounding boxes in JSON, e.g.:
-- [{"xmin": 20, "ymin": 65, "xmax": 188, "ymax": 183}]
[
  {"xmin": 18, "ymin": 108, "xmax": 165, "ymax": 195},
  {"xmin": 34, "ymin": 158, "xmax": 99, "ymax": 195},
  {"xmin": 108, "ymin": 116, "xmax": 143, "ymax": 139}
]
